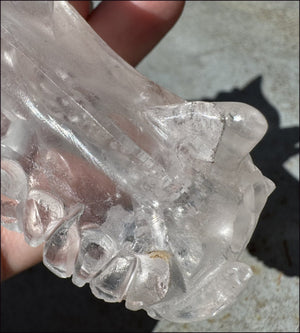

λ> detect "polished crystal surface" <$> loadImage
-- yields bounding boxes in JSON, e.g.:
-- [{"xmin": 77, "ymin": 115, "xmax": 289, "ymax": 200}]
[{"xmin": 1, "ymin": 1, "xmax": 275, "ymax": 322}]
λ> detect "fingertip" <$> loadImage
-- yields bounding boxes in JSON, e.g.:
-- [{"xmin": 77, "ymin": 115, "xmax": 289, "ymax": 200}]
[
  {"xmin": 131, "ymin": 1, "xmax": 185, "ymax": 25},
  {"xmin": 88, "ymin": 1, "xmax": 186, "ymax": 66},
  {"xmin": 69, "ymin": 1, "xmax": 91, "ymax": 19},
  {"xmin": 1, "ymin": 226, "xmax": 43, "ymax": 281}
]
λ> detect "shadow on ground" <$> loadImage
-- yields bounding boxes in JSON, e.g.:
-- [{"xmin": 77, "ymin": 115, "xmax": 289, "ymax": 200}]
[
  {"xmin": 1, "ymin": 262, "xmax": 157, "ymax": 332},
  {"xmin": 200, "ymin": 76, "xmax": 299, "ymax": 276}
]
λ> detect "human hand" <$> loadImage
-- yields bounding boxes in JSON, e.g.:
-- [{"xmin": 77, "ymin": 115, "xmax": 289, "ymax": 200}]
[{"xmin": 1, "ymin": 0, "xmax": 185, "ymax": 281}]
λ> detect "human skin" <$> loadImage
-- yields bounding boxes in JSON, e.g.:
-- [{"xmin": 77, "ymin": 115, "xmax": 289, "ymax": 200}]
[{"xmin": 1, "ymin": 0, "xmax": 185, "ymax": 280}]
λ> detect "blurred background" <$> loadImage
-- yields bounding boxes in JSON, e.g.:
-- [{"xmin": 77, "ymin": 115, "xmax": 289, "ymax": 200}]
[{"xmin": 1, "ymin": 1, "xmax": 299, "ymax": 332}]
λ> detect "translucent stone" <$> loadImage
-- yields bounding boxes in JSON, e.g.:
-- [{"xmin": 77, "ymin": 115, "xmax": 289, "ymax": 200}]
[
  {"xmin": 23, "ymin": 189, "xmax": 64, "ymax": 247},
  {"xmin": 125, "ymin": 253, "xmax": 171, "ymax": 311},
  {"xmin": 43, "ymin": 204, "xmax": 83, "ymax": 278},
  {"xmin": 73, "ymin": 228, "xmax": 118, "ymax": 287},
  {"xmin": 149, "ymin": 261, "xmax": 253, "ymax": 322},
  {"xmin": 1, "ymin": 1, "xmax": 275, "ymax": 323},
  {"xmin": 90, "ymin": 254, "xmax": 137, "ymax": 303}
]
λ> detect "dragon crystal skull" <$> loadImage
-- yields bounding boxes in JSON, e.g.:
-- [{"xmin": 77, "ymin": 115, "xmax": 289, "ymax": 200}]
[{"xmin": 1, "ymin": 1, "xmax": 275, "ymax": 322}]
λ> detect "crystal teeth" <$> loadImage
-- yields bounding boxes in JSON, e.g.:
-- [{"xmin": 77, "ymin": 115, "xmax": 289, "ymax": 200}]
[
  {"xmin": 90, "ymin": 254, "xmax": 137, "ymax": 303},
  {"xmin": 43, "ymin": 204, "xmax": 83, "ymax": 278},
  {"xmin": 23, "ymin": 189, "xmax": 64, "ymax": 247}
]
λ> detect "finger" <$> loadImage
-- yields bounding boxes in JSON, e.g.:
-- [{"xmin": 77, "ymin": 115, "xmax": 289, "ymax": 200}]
[
  {"xmin": 87, "ymin": 1, "xmax": 185, "ymax": 66},
  {"xmin": 1, "ymin": 226, "xmax": 43, "ymax": 280},
  {"xmin": 69, "ymin": 1, "xmax": 91, "ymax": 19}
]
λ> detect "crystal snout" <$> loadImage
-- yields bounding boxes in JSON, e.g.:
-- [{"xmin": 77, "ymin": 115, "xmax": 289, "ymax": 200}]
[{"xmin": 1, "ymin": 97, "xmax": 275, "ymax": 321}]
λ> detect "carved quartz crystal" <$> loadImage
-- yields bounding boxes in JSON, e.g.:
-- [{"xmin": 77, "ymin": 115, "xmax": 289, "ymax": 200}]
[{"xmin": 1, "ymin": 1, "xmax": 275, "ymax": 322}]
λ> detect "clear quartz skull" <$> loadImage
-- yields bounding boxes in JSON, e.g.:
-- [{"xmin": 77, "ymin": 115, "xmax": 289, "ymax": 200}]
[{"xmin": 1, "ymin": 1, "xmax": 275, "ymax": 322}]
